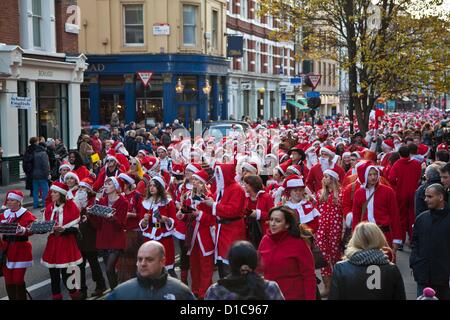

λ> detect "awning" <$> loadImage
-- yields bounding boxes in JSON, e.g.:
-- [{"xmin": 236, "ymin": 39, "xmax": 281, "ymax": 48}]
[{"xmin": 287, "ymin": 99, "xmax": 309, "ymax": 111}]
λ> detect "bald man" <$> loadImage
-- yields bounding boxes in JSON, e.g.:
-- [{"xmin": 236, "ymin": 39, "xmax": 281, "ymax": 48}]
[{"xmin": 106, "ymin": 241, "xmax": 195, "ymax": 300}]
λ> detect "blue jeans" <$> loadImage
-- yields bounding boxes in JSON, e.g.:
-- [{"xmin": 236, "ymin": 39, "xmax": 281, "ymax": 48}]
[{"xmin": 32, "ymin": 179, "xmax": 49, "ymax": 208}]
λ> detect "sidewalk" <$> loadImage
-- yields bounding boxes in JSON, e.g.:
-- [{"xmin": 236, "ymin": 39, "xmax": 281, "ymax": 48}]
[{"xmin": 0, "ymin": 180, "xmax": 35, "ymax": 209}]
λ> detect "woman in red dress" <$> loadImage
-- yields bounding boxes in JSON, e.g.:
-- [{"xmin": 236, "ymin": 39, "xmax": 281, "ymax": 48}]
[
  {"xmin": 41, "ymin": 182, "xmax": 83, "ymax": 300},
  {"xmin": 138, "ymin": 176, "xmax": 177, "ymax": 277},
  {"xmin": 0, "ymin": 190, "xmax": 36, "ymax": 300},
  {"xmin": 315, "ymin": 168, "xmax": 344, "ymax": 298}
]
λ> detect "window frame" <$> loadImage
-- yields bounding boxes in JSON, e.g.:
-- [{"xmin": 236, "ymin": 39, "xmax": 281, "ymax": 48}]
[
  {"xmin": 123, "ymin": 4, "xmax": 145, "ymax": 47},
  {"xmin": 212, "ymin": 9, "xmax": 219, "ymax": 50},
  {"xmin": 182, "ymin": 4, "xmax": 198, "ymax": 47},
  {"xmin": 31, "ymin": 0, "xmax": 43, "ymax": 49}
]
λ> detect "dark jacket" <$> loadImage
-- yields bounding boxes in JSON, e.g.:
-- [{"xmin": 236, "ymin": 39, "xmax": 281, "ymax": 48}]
[
  {"xmin": 31, "ymin": 145, "xmax": 50, "ymax": 180},
  {"xmin": 410, "ymin": 204, "xmax": 450, "ymax": 286},
  {"xmin": 46, "ymin": 146, "xmax": 58, "ymax": 180},
  {"xmin": 55, "ymin": 143, "xmax": 68, "ymax": 160},
  {"xmin": 106, "ymin": 269, "xmax": 195, "ymax": 300},
  {"xmin": 124, "ymin": 136, "xmax": 137, "ymax": 157},
  {"xmin": 414, "ymin": 178, "xmax": 442, "ymax": 217},
  {"xmin": 22, "ymin": 144, "xmax": 37, "ymax": 175},
  {"xmin": 329, "ymin": 249, "xmax": 406, "ymax": 300}
]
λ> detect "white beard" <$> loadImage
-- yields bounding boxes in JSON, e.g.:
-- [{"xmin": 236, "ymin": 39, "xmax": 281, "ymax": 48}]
[
  {"xmin": 319, "ymin": 157, "xmax": 330, "ymax": 171},
  {"xmin": 306, "ymin": 152, "xmax": 318, "ymax": 169},
  {"xmin": 74, "ymin": 190, "xmax": 88, "ymax": 209}
]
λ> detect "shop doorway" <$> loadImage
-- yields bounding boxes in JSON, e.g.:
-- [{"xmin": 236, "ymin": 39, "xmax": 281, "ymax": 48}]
[
  {"xmin": 177, "ymin": 104, "xmax": 197, "ymax": 131},
  {"xmin": 136, "ymin": 98, "xmax": 163, "ymax": 127}
]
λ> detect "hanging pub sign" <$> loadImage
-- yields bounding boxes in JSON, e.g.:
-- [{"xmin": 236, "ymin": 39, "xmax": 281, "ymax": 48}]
[{"xmin": 227, "ymin": 35, "xmax": 244, "ymax": 58}]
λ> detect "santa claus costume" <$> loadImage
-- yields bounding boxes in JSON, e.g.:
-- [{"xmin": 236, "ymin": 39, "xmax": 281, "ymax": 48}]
[
  {"xmin": 181, "ymin": 170, "xmax": 216, "ymax": 299},
  {"xmin": 116, "ymin": 173, "xmax": 144, "ymax": 283},
  {"xmin": 352, "ymin": 162, "xmax": 402, "ymax": 248},
  {"xmin": 306, "ymin": 146, "xmax": 345, "ymax": 193},
  {"xmin": 138, "ymin": 176, "xmax": 177, "ymax": 276},
  {"xmin": 90, "ymin": 177, "xmax": 128, "ymax": 290},
  {"xmin": 283, "ymin": 175, "xmax": 321, "ymax": 233},
  {"xmin": 0, "ymin": 191, "xmax": 36, "ymax": 300},
  {"xmin": 64, "ymin": 171, "xmax": 80, "ymax": 200},
  {"xmin": 41, "ymin": 182, "xmax": 83, "ymax": 300},
  {"xmin": 92, "ymin": 150, "xmax": 125, "ymax": 192},
  {"xmin": 208, "ymin": 163, "xmax": 246, "ymax": 278}
]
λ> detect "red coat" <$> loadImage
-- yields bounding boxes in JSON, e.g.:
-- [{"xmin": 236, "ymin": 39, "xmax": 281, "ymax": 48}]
[
  {"xmin": 258, "ymin": 230, "xmax": 316, "ymax": 300},
  {"xmin": 0, "ymin": 208, "xmax": 36, "ymax": 269},
  {"xmin": 91, "ymin": 195, "xmax": 128, "ymax": 250},
  {"xmin": 244, "ymin": 191, "xmax": 274, "ymax": 235},
  {"xmin": 212, "ymin": 164, "xmax": 246, "ymax": 263},
  {"xmin": 138, "ymin": 198, "xmax": 177, "ymax": 241},
  {"xmin": 285, "ymin": 200, "xmax": 320, "ymax": 233},
  {"xmin": 352, "ymin": 184, "xmax": 402, "ymax": 243},
  {"xmin": 306, "ymin": 163, "xmax": 345, "ymax": 193},
  {"xmin": 123, "ymin": 191, "xmax": 143, "ymax": 231},
  {"xmin": 388, "ymin": 157, "xmax": 422, "ymax": 201},
  {"xmin": 90, "ymin": 137, "xmax": 102, "ymax": 155},
  {"xmin": 41, "ymin": 200, "xmax": 83, "ymax": 268},
  {"xmin": 342, "ymin": 181, "xmax": 361, "ymax": 219}
]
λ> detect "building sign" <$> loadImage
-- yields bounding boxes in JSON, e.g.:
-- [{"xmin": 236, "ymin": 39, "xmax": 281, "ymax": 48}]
[
  {"xmin": 87, "ymin": 64, "xmax": 105, "ymax": 72},
  {"xmin": 290, "ymin": 77, "xmax": 302, "ymax": 86},
  {"xmin": 39, "ymin": 70, "xmax": 54, "ymax": 78},
  {"xmin": 10, "ymin": 96, "xmax": 32, "ymax": 109},
  {"xmin": 153, "ymin": 24, "xmax": 170, "ymax": 35},
  {"xmin": 227, "ymin": 36, "xmax": 244, "ymax": 57}
]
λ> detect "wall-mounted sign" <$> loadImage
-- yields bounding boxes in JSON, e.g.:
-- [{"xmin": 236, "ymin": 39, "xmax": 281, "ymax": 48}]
[
  {"xmin": 227, "ymin": 36, "xmax": 244, "ymax": 57},
  {"xmin": 153, "ymin": 24, "xmax": 170, "ymax": 35},
  {"xmin": 38, "ymin": 70, "xmax": 53, "ymax": 78},
  {"xmin": 10, "ymin": 96, "xmax": 32, "ymax": 109}
]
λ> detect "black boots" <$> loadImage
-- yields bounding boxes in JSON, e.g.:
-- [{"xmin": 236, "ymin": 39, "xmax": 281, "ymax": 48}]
[{"xmin": 6, "ymin": 284, "xmax": 28, "ymax": 300}]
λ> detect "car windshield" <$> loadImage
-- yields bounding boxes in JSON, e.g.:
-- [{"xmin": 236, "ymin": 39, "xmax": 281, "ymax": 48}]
[{"xmin": 207, "ymin": 125, "xmax": 244, "ymax": 140}]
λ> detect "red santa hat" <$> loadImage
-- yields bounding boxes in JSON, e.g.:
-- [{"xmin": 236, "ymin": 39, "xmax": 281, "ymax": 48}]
[
  {"xmin": 283, "ymin": 174, "xmax": 305, "ymax": 189},
  {"xmin": 287, "ymin": 164, "xmax": 302, "ymax": 176},
  {"xmin": 437, "ymin": 143, "xmax": 448, "ymax": 152},
  {"xmin": 417, "ymin": 144, "xmax": 430, "ymax": 157},
  {"xmin": 382, "ymin": 139, "xmax": 395, "ymax": 150},
  {"xmin": 157, "ymin": 146, "xmax": 168, "ymax": 153},
  {"xmin": 242, "ymin": 162, "xmax": 258, "ymax": 174},
  {"xmin": 144, "ymin": 156, "xmax": 160, "ymax": 172},
  {"xmin": 264, "ymin": 154, "xmax": 278, "ymax": 164},
  {"xmin": 356, "ymin": 161, "xmax": 381, "ymax": 188},
  {"xmin": 192, "ymin": 170, "xmax": 209, "ymax": 184},
  {"xmin": 106, "ymin": 176, "xmax": 124, "ymax": 192},
  {"xmin": 172, "ymin": 163, "xmax": 185, "ymax": 176},
  {"xmin": 79, "ymin": 177, "xmax": 94, "ymax": 191},
  {"xmin": 4, "ymin": 190, "xmax": 24, "ymax": 206},
  {"xmin": 320, "ymin": 145, "xmax": 335, "ymax": 157},
  {"xmin": 112, "ymin": 140, "xmax": 129, "ymax": 156},
  {"xmin": 152, "ymin": 175, "xmax": 166, "ymax": 189},
  {"xmin": 64, "ymin": 171, "xmax": 80, "ymax": 184},
  {"xmin": 137, "ymin": 149, "xmax": 149, "ymax": 157},
  {"xmin": 118, "ymin": 173, "xmax": 136, "ymax": 186},
  {"xmin": 323, "ymin": 168, "xmax": 339, "ymax": 181},
  {"xmin": 50, "ymin": 181, "xmax": 69, "ymax": 196},
  {"xmin": 59, "ymin": 161, "xmax": 72, "ymax": 172},
  {"xmin": 105, "ymin": 149, "xmax": 119, "ymax": 163},
  {"xmin": 185, "ymin": 163, "xmax": 202, "ymax": 174}
]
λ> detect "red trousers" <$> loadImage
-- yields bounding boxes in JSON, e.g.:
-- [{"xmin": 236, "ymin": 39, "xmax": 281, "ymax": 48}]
[
  {"xmin": 2, "ymin": 267, "xmax": 27, "ymax": 285},
  {"xmin": 398, "ymin": 196, "xmax": 415, "ymax": 242},
  {"xmin": 189, "ymin": 243, "xmax": 214, "ymax": 298}
]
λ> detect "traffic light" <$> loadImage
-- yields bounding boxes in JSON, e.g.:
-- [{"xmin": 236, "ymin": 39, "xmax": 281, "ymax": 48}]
[{"xmin": 307, "ymin": 97, "xmax": 321, "ymax": 109}]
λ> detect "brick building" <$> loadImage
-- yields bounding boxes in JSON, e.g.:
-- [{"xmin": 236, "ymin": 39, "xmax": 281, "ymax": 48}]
[{"xmin": 0, "ymin": 0, "xmax": 87, "ymax": 185}]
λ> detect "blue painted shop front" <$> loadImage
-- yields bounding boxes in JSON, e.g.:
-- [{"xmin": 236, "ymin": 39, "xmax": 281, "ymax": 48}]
[{"xmin": 82, "ymin": 54, "xmax": 229, "ymax": 128}]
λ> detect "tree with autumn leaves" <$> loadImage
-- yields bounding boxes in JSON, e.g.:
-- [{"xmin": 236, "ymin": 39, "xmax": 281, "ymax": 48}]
[{"xmin": 259, "ymin": 0, "xmax": 450, "ymax": 134}]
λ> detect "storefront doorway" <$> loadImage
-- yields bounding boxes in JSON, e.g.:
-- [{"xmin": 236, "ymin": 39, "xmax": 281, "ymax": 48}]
[{"xmin": 136, "ymin": 98, "xmax": 163, "ymax": 126}]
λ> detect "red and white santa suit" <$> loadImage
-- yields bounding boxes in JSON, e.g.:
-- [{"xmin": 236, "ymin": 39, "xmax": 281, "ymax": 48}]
[
  {"xmin": 388, "ymin": 156, "xmax": 422, "ymax": 242},
  {"xmin": 306, "ymin": 147, "xmax": 345, "ymax": 193},
  {"xmin": 352, "ymin": 162, "xmax": 402, "ymax": 247},
  {"xmin": 0, "ymin": 191, "xmax": 36, "ymax": 287},
  {"xmin": 92, "ymin": 152, "xmax": 125, "ymax": 192},
  {"xmin": 171, "ymin": 181, "xmax": 191, "ymax": 241},
  {"xmin": 181, "ymin": 173, "xmax": 216, "ymax": 298},
  {"xmin": 41, "ymin": 184, "xmax": 83, "ymax": 269},
  {"xmin": 64, "ymin": 171, "xmax": 80, "ymax": 201},
  {"xmin": 138, "ymin": 176, "xmax": 177, "ymax": 270},
  {"xmin": 283, "ymin": 175, "xmax": 320, "ymax": 233},
  {"xmin": 210, "ymin": 163, "xmax": 246, "ymax": 265},
  {"xmin": 72, "ymin": 165, "xmax": 91, "ymax": 181},
  {"xmin": 315, "ymin": 170, "xmax": 343, "ymax": 277},
  {"xmin": 244, "ymin": 190, "xmax": 274, "ymax": 237}
]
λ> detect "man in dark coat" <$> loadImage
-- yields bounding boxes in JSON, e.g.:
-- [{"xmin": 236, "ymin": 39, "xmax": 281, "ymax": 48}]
[
  {"xmin": 22, "ymin": 137, "xmax": 38, "ymax": 196},
  {"xmin": 31, "ymin": 142, "xmax": 50, "ymax": 208},
  {"xmin": 415, "ymin": 164, "xmax": 442, "ymax": 217},
  {"xmin": 410, "ymin": 183, "xmax": 450, "ymax": 300}
]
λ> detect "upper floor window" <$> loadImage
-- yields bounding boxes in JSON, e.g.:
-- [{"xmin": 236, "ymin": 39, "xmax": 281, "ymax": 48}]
[
  {"xmin": 32, "ymin": 0, "xmax": 42, "ymax": 48},
  {"xmin": 240, "ymin": 0, "xmax": 248, "ymax": 19},
  {"xmin": 123, "ymin": 4, "xmax": 144, "ymax": 45},
  {"xmin": 183, "ymin": 5, "xmax": 198, "ymax": 46},
  {"xmin": 212, "ymin": 10, "xmax": 219, "ymax": 50}
]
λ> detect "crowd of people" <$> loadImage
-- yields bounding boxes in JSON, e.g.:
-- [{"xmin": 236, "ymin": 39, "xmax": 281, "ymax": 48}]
[{"xmin": 1, "ymin": 108, "xmax": 450, "ymax": 300}]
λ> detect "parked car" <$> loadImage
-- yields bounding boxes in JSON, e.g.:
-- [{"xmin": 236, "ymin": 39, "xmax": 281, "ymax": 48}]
[
  {"xmin": 202, "ymin": 121, "xmax": 249, "ymax": 142},
  {"xmin": 82, "ymin": 125, "xmax": 111, "ymax": 141}
]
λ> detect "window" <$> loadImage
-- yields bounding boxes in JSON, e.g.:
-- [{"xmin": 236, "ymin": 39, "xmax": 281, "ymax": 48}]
[
  {"xmin": 242, "ymin": 39, "xmax": 248, "ymax": 71},
  {"xmin": 123, "ymin": 4, "xmax": 144, "ymax": 45},
  {"xmin": 32, "ymin": 0, "xmax": 42, "ymax": 48},
  {"xmin": 268, "ymin": 45, "xmax": 273, "ymax": 74},
  {"xmin": 227, "ymin": 0, "xmax": 231, "ymax": 12},
  {"xmin": 183, "ymin": 5, "xmax": 197, "ymax": 46},
  {"xmin": 212, "ymin": 10, "xmax": 218, "ymax": 50},
  {"xmin": 240, "ymin": 0, "xmax": 247, "ymax": 19},
  {"xmin": 254, "ymin": 1, "xmax": 261, "ymax": 23},
  {"xmin": 323, "ymin": 62, "xmax": 327, "ymax": 86},
  {"xmin": 255, "ymin": 42, "xmax": 261, "ymax": 73}
]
